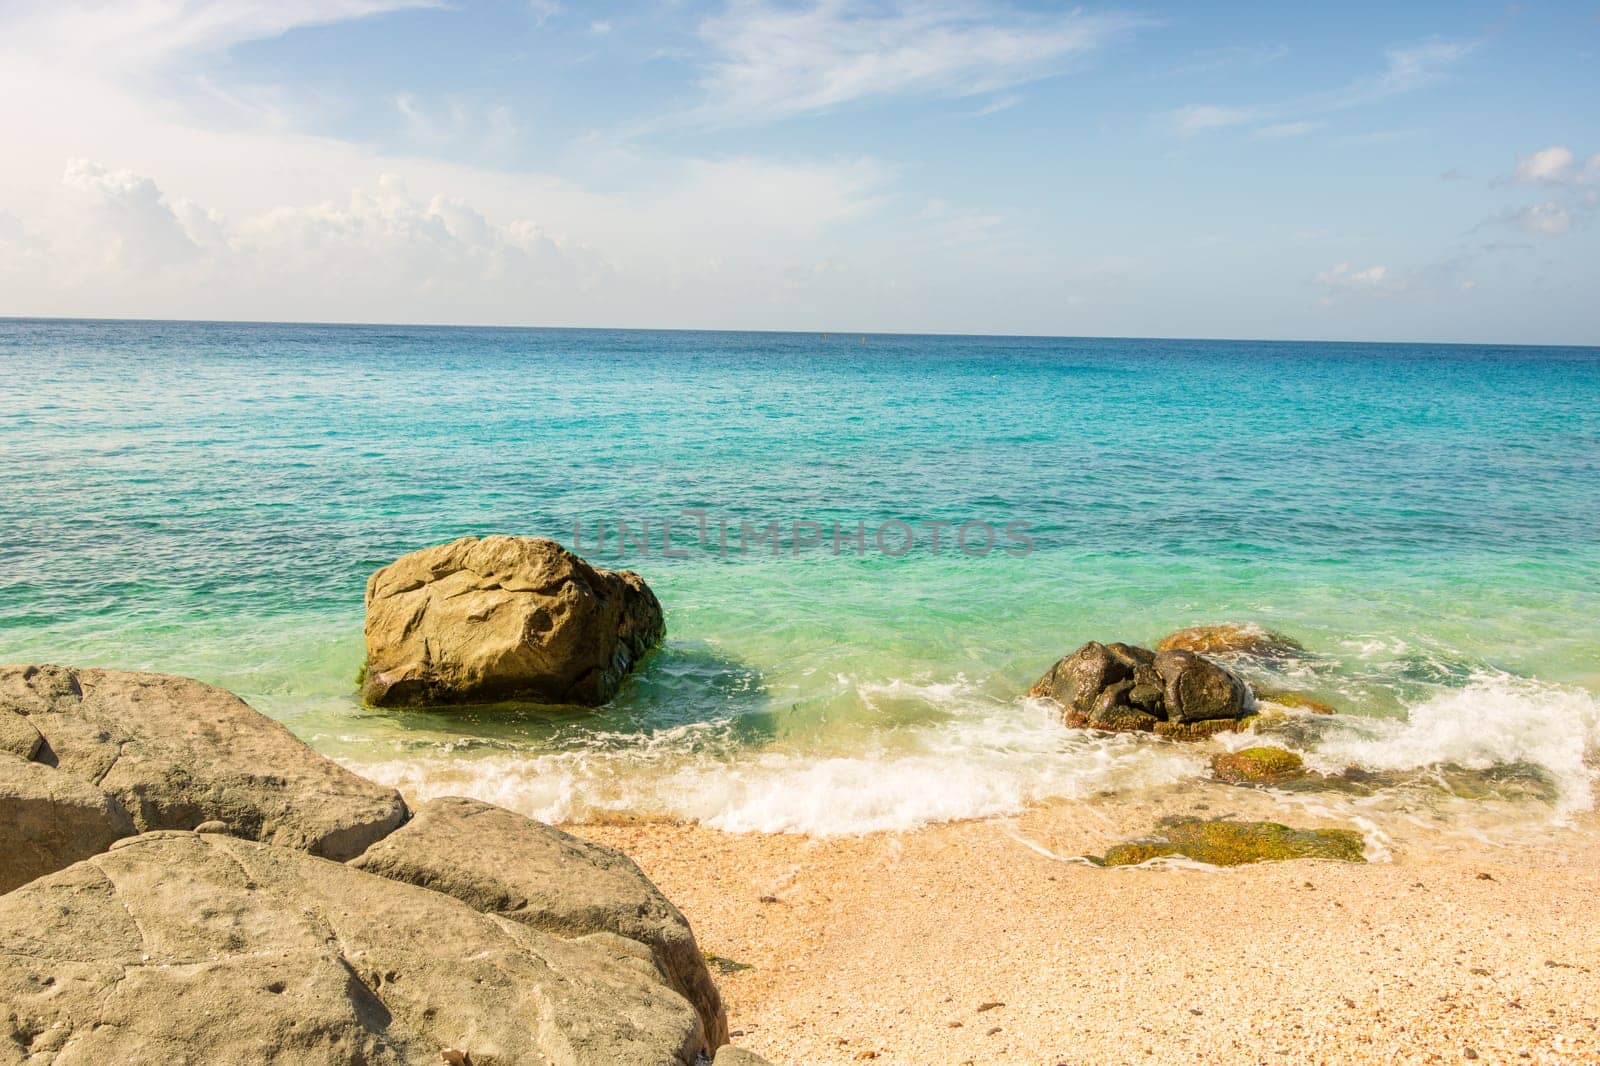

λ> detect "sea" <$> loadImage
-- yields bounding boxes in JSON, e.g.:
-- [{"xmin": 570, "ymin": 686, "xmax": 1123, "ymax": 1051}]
[{"xmin": 4, "ymin": 318, "xmax": 1598, "ymax": 836}]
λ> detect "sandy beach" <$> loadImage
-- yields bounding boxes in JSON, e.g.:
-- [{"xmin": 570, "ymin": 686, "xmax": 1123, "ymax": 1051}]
[{"xmin": 580, "ymin": 782, "xmax": 1600, "ymax": 1066}]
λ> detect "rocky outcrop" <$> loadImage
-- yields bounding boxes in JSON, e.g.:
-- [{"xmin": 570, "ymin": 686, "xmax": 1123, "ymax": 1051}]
[
  {"xmin": 350, "ymin": 797, "xmax": 728, "ymax": 1049},
  {"xmin": 1093, "ymin": 816, "xmax": 1366, "ymax": 867},
  {"xmin": 0, "ymin": 664, "xmax": 406, "ymax": 867},
  {"xmin": 0, "ymin": 831, "xmax": 706, "ymax": 1065},
  {"xmin": 1156, "ymin": 622, "xmax": 1305, "ymax": 659},
  {"xmin": 362, "ymin": 536, "xmax": 665, "ymax": 708},
  {"xmin": 0, "ymin": 666, "xmax": 768, "ymax": 1065},
  {"xmin": 1030, "ymin": 641, "xmax": 1254, "ymax": 739},
  {"xmin": 1211, "ymin": 746, "xmax": 1312, "ymax": 786}
]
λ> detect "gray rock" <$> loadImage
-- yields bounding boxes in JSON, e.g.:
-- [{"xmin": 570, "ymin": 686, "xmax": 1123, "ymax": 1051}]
[
  {"xmin": 1154, "ymin": 649, "xmax": 1254, "ymax": 724},
  {"xmin": 350, "ymin": 797, "xmax": 728, "ymax": 1052},
  {"xmin": 361, "ymin": 536, "xmax": 665, "ymax": 708},
  {"xmin": 0, "ymin": 664, "xmax": 406, "ymax": 864},
  {"xmin": 1030, "ymin": 641, "xmax": 1254, "ymax": 739},
  {"xmin": 0, "ymin": 753, "xmax": 134, "ymax": 893},
  {"xmin": 0, "ymin": 831, "xmax": 704, "ymax": 1065}
]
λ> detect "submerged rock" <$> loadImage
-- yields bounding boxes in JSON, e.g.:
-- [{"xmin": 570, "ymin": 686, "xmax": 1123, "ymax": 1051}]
[
  {"xmin": 0, "ymin": 831, "xmax": 705, "ymax": 1064},
  {"xmin": 362, "ymin": 536, "xmax": 665, "ymax": 708},
  {"xmin": 1030, "ymin": 641, "xmax": 1254, "ymax": 739},
  {"xmin": 0, "ymin": 664, "xmax": 407, "ymax": 877},
  {"xmin": 1211, "ymin": 746, "xmax": 1312, "ymax": 786},
  {"xmin": 1157, "ymin": 623, "xmax": 1305, "ymax": 660},
  {"xmin": 350, "ymin": 796, "xmax": 728, "ymax": 1049},
  {"xmin": 1094, "ymin": 816, "xmax": 1366, "ymax": 867},
  {"xmin": 1251, "ymin": 686, "xmax": 1340, "ymax": 715}
]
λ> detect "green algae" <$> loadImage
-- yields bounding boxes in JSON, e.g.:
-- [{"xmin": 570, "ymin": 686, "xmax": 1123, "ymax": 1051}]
[
  {"xmin": 1211, "ymin": 746, "xmax": 1309, "ymax": 786},
  {"xmin": 1251, "ymin": 687, "xmax": 1340, "ymax": 715},
  {"xmin": 1093, "ymin": 816, "xmax": 1366, "ymax": 867}
]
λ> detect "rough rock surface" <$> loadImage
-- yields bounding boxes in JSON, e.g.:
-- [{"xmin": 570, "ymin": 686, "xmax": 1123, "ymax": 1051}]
[
  {"xmin": 0, "ymin": 708, "xmax": 42, "ymax": 760},
  {"xmin": 0, "ymin": 664, "xmax": 406, "ymax": 866},
  {"xmin": 1093, "ymin": 816, "xmax": 1367, "ymax": 867},
  {"xmin": 0, "ymin": 753, "xmax": 134, "ymax": 893},
  {"xmin": 1156, "ymin": 622, "xmax": 1305, "ymax": 659},
  {"xmin": 1030, "ymin": 641, "xmax": 1254, "ymax": 739},
  {"xmin": 0, "ymin": 831, "xmax": 704, "ymax": 1065},
  {"xmin": 362, "ymin": 536, "xmax": 665, "ymax": 708},
  {"xmin": 350, "ymin": 797, "xmax": 728, "ymax": 1050}
]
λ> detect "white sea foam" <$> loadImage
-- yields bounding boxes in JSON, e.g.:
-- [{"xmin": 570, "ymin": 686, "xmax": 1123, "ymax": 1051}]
[
  {"xmin": 349, "ymin": 669, "xmax": 1600, "ymax": 836},
  {"xmin": 1310, "ymin": 672, "xmax": 1600, "ymax": 815},
  {"xmin": 354, "ymin": 688, "xmax": 1206, "ymax": 836}
]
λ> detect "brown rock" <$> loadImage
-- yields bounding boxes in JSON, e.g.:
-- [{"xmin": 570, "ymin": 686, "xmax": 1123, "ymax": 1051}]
[
  {"xmin": 0, "ymin": 753, "xmax": 134, "ymax": 893},
  {"xmin": 0, "ymin": 708, "xmax": 43, "ymax": 760},
  {"xmin": 362, "ymin": 536, "xmax": 664, "ymax": 708},
  {"xmin": 0, "ymin": 831, "xmax": 704, "ymax": 1064},
  {"xmin": 0, "ymin": 664, "xmax": 406, "ymax": 865},
  {"xmin": 350, "ymin": 797, "xmax": 728, "ymax": 1051},
  {"xmin": 1156, "ymin": 623, "xmax": 1306, "ymax": 659}
]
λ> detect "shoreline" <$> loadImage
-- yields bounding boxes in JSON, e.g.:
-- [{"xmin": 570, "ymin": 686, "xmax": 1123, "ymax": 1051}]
[{"xmin": 572, "ymin": 783, "xmax": 1600, "ymax": 1065}]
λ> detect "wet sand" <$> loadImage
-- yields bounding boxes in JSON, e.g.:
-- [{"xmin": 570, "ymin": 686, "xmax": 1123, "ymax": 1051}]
[{"xmin": 577, "ymin": 781, "xmax": 1600, "ymax": 1065}]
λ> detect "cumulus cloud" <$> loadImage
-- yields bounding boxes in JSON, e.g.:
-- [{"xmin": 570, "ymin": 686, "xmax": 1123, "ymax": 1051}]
[
  {"xmin": 1490, "ymin": 145, "xmax": 1600, "ymax": 239},
  {"xmin": 691, "ymin": 1, "xmax": 1146, "ymax": 125},
  {"xmin": 1511, "ymin": 145, "xmax": 1600, "ymax": 186}
]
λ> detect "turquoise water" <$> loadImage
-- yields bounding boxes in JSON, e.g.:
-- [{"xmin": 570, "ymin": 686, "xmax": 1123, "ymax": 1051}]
[{"xmin": 4, "ymin": 319, "xmax": 1599, "ymax": 833}]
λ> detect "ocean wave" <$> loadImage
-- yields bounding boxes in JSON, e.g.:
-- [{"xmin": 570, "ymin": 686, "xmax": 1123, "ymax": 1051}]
[
  {"xmin": 1308, "ymin": 671, "xmax": 1600, "ymax": 815},
  {"xmin": 348, "ymin": 667, "xmax": 1600, "ymax": 836},
  {"xmin": 353, "ymin": 693, "xmax": 1205, "ymax": 836}
]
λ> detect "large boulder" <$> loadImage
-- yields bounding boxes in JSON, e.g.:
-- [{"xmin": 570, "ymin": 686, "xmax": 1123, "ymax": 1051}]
[
  {"xmin": 0, "ymin": 664, "xmax": 406, "ymax": 873},
  {"xmin": 0, "ymin": 831, "xmax": 705, "ymax": 1065},
  {"xmin": 362, "ymin": 536, "xmax": 665, "ymax": 708},
  {"xmin": 1030, "ymin": 641, "xmax": 1254, "ymax": 739},
  {"xmin": 350, "ymin": 797, "xmax": 728, "ymax": 1049}
]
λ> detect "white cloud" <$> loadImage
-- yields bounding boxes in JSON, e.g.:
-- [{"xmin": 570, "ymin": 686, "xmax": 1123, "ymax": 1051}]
[
  {"xmin": 692, "ymin": 1, "xmax": 1145, "ymax": 125},
  {"xmin": 1515, "ymin": 146, "xmax": 1576, "ymax": 184},
  {"xmin": 1314, "ymin": 261, "xmax": 1399, "ymax": 296},
  {"xmin": 1509, "ymin": 201, "xmax": 1573, "ymax": 236},
  {"xmin": 3, "ymin": 0, "xmax": 441, "ymax": 73},
  {"xmin": 1254, "ymin": 120, "xmax": 1322, "ymax": 140},
  {"xmin": 1173, "ymin": 39, "xmax": 1474, "ymax": 139}
]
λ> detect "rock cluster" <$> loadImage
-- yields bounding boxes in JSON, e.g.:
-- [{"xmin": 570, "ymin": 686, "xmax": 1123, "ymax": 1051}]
[
  {"xmin": 0, "ymin": 664, "xmax": 757, "ymax": 1066},
  {"xmin": 1030, "ymin": 640, "xmax": 1255, "ymax": 740},
  {"xmin": 362, "ymin": 536, "xmax": 665, "ymax": 708}
]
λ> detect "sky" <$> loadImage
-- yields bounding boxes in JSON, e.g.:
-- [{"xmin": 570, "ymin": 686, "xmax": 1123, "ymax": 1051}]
[{"xmin": 1, "ymin": 1, "xmax": 1597, "ymax": 344}]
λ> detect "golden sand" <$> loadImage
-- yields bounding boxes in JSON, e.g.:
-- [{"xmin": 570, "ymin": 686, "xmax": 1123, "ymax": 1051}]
[{"xmin": 576, "ymin": 781, "xmax": 1600, "ymax": 1065}]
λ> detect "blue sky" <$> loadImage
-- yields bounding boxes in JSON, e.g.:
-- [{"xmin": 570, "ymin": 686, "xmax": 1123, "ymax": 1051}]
[{"xmin": 1, "ymin": 1, "xmax": 1597, "ymax": 343}]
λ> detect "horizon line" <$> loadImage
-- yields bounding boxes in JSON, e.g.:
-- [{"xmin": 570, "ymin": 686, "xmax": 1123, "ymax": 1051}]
[{"xmin": 2, "ymin": 314, "xmax": 1596, "ymax": 352}]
